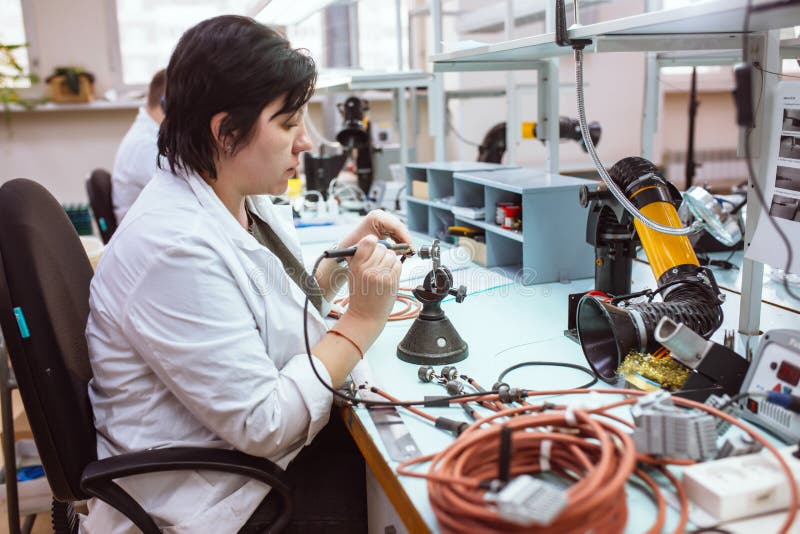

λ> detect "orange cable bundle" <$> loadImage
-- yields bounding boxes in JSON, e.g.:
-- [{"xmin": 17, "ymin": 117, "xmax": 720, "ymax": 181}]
[
  {"xmin": 328, "ymin": 287, "xmax": 421, "ymax": 321},
  {"xmin": 393, "ymin": 388, "xmax": 799, "ymax": 534},
  {"xmin": 398, "ymin": 407, "xmax": 637, "ymax": 534}
]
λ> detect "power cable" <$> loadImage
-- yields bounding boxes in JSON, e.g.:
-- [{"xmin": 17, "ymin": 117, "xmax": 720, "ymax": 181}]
[
  {"xmin": 753, "ymin": 62, "xmax": 800, "ymax": 80},
  {"xmin": 445, "ymin": 105, "xmax": 482, "ymax": 147},
  {"xmin": 497, "ymin": 361, "xmax": 598, "ymax": 391}
]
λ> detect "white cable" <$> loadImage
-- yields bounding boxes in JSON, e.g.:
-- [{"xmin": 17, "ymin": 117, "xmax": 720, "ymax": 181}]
[
  {"xmin": 574, "ymin": 48, "xmax": 701, "ymax": 236},
  {"xmin": 304, "ymin": 112, "xmax": 336, "ymax": 148}
]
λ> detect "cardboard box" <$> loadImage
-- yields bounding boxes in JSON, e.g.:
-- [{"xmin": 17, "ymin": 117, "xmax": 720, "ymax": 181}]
[
  {"xmin": 457, "ymin": 236, "xmax": 487, "ymax": 266},
  {"xmin": 411, "ymin": 180, "xmax": 429, "ymax": 200}
]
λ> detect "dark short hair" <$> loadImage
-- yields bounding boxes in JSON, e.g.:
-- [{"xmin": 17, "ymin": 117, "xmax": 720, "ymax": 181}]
[
  {"xmin": 158, "ymin": 15, "xmax": 316, "ymax": 180},
  {"xmin": 146, "ymin": 69, "xmax": 167, "ymax": 109}
]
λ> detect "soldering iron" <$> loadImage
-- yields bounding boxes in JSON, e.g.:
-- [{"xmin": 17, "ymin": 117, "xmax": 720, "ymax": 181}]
[{"xmin": 322, "ymin": 240, "xmax": 413, "ymax": 259}]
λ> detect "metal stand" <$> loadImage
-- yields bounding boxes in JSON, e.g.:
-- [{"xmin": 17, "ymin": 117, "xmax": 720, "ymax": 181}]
[
  {"xmin": 1, "ymin": 334, "xmax": 36, "ymax": 534},
  {"xmin": 397, "ymin": 241, "xmax": 469, "ymax": 365}
]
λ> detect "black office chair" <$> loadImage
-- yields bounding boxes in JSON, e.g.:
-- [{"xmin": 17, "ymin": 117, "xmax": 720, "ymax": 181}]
[
  {"xmin": 0, "ymin": 179, "xmax": 291, "ymax": 533},
  {"xmin": 85, "ymin": 169, "xmax": 117, "ymax": 244}
]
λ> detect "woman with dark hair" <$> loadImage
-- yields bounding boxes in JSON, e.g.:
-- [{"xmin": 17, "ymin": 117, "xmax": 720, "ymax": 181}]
[{"xmin": 84, "ymin": 15, "xmax": 410, "ymax": 533}]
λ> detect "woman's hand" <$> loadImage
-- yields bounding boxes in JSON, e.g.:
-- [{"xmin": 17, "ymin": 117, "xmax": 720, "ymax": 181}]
[
  {"xmin": 316, "ymin": 210, "xmax": 411, "ymax": 301},
  {"xmin": 338, "ymin": 210, "xmax": 413, "ymax": 251},
  {"xmin": 334, "ymin": 235, "xmax": 402, "ymax": 352}
]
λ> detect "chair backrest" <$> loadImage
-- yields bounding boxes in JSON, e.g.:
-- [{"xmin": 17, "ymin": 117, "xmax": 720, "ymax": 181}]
[
  {"xmin": 0, "ymin": 179, "xmax": 97, "ymax": 502},
  {"xmin": 85, "ymin": 169, "xmax": 117, "ymax": 244}
]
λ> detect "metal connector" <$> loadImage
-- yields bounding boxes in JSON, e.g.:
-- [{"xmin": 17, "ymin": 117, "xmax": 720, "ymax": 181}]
[
  {"xmin": 485, "ymin": 475, "xmax": 567, "ymax": 527},
  {"xmin": 631, "ymin": 391, "xmax": 718, "ymax": 460},
  {"xmin": 654, "ymin": 316, "xmax": 711, "ymax": 369}
]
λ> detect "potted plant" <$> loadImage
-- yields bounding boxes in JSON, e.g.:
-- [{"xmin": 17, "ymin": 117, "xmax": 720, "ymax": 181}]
[
  {"xmin": 45, "ymin": 66, "xmax": 95, "ymax": 103},
  {"xmin": 0, "ymin": 42, "xmax": 41, "ymax": 135}
]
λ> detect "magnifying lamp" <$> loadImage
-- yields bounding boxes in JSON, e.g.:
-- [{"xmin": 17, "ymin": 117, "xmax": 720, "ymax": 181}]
[{"xmin": 683, "ymin": 186, "xmax": 742, "ymax": 247}]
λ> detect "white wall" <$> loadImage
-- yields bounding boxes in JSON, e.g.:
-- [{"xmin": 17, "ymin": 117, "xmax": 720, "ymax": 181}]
[
  {"xmin": 446, "ymin": 0, "xmax": 740, "ymax": 174},
  {"xmin": 2, "ymin": 0, "xmax": 422, "ymax": 204},
  {"xmin": 2, "ymin": 0, "xmax": 125, "ymax": 203}
]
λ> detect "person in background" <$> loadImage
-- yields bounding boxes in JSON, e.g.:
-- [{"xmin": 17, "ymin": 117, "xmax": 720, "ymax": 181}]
[
  {"xmin": 111, "ymin": 68, "xmax": 166, "ymax": 222},
  {"xmin": 84, "ymin": 15, "xmax": 410, "ymax": 534}
]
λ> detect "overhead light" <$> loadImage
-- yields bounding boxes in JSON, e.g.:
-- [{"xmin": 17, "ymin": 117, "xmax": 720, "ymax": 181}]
[{"xmin": 249, "ymin": 0, "xmax": 344, "ymax": 26}]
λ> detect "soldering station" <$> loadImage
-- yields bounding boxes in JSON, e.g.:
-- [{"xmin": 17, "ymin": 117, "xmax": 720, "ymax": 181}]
[{"xmin": 5, "ymin": 0, "xmax": 800, "ymax": 533}]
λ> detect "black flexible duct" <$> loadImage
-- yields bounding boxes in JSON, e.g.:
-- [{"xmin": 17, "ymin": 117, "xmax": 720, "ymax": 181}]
[{"xmin": 577, "ymin": 157, "xmax": 724, "ymax": 382}]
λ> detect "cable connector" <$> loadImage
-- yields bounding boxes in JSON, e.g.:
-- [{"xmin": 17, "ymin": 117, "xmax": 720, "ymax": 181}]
[
  {"xmin": 498, "ymin": 387, "xmax": 527, "ymax": 403},
  {"xmin": 445, "ymin": 380, "xmax": 465, "ymax": 396},
  {"xmin": 715, "ymin": 431, "xmax": 762, "ymax": 459},
  {"xmin": 434, "ymin": 417, "xmax": 469, "ymax": 436},
  {"xmin": 631, "ymin": 391, "xmax": 718, "ymax": 460},
  {"xmin": 484, "ymin": 475, "xmax": 567, "ymax": 527},
  {"xmin": 424, "ymin": 396, "xmax": 450, "ymax": 407},
  {"xmin": 766, "ymin": 391, "xmax": 800, "ymax": 414},
  {"xmin": 705, "ymin": 394, "xmax": 737, "ymax": 435},
  {"xmin": 333, "ymin": 378, "xmax": 357, "ymax": 407}
]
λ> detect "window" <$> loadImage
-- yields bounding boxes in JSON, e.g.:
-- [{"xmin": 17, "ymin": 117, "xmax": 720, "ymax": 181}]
[
  {"xmin": 357, "ymin": 0, "xmax": 409, "ymax": 71},
  {"xmin": 271, "ymin": 12, "xmax": 324, "ymax": 65},
  {"xmin": 0, "ymin": 0, "xmax": 33, "ymax": 88},
  {"xmin": 110, "ymin": 0, "xmax": 249, "ymax": 88}
]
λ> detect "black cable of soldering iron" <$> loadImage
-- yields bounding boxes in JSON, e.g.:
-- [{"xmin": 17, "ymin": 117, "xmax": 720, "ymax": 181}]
[
  {"xmin": 497, "ymin": 361, "xmax": 598, "ymax": 391},
  {"xmin": 741, "ymin": 0, "xmax": 799, "ymax": 302},
  {"xmin": 303, "ymin": 255, "xmax": 503, "ymax": 408}
]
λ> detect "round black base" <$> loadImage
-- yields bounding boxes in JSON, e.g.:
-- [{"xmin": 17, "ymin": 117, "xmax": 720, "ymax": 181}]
[{"xmin": 396, "ymin": 316, "xmax": 468, "ymax": 365}]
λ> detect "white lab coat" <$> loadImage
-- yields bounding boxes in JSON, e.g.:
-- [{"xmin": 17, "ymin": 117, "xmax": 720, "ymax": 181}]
[
  {"xmin": 82, "ymin": 167, "xmax": 333, "ymax": 533},
  {"xmin": 111, "ymin": 107, "xmax": 160, "ymax": 223}
]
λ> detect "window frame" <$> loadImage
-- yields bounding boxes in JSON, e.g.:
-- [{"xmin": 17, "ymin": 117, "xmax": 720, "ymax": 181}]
[
  {"xmin": 105, "ymin": 0, "xmax": 147, "ymax": 93},
  {"xmin": 4, "ymin": 0, "xmax": 41, "ymax": 92}
]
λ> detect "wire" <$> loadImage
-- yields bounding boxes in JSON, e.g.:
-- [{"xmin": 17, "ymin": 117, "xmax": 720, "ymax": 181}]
[
  {"xmin": 753, "ymin": 62, "xmax": 800, "ymax": 80},
  {"xmin": 575, "ymin": 47, "xmax": 700, "ymax": 236},
  {"xmin": 327, "ymin": 287, "xmax": 421, "ymax": 321},
  {"xmin": 302, "ymin": 255, "xmax": 502, "ymax": 408},
  {"xmin": 396, "ymin": 387, "xmax": 799, "ymax": 534},
  {"xmin": 497, "ymin": 361, "xmax": 598, "ymax": 390},
  {"xmin": 394, "ymin": 184, "xmax": 406, "ymax": 212},
  {"xmin": 445, "ymin": 106, "xmax": 481, "ymax": 147}
]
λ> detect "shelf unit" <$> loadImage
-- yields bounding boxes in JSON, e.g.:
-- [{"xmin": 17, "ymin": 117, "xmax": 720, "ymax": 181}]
[
  {"xmin": 406, "ymin": 162, "xmax": 596, "ymax": 284},
  {"xmin": 405, "ymin": 162, "xmax": 517, "ymax": 238}
]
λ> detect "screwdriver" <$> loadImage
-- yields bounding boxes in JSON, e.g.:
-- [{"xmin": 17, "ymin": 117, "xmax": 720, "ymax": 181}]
[{"xmin": 323, "ymin": 240, "xmax": 414, "ymax": 259}]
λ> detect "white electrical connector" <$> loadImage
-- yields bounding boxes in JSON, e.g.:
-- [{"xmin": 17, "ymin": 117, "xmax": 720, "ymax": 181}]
[
  {"xmin": 484, "ymin": 475, "xmax": 567, "ymax": 527},
  {"xmin": 714, "ymin": 431, "xmax": 763, "ymax": 459},
  {"xmin": 704, "ymin": 394, "xmax": 736, "ymax": 436},
  {"xmin": 631, "ymin": 391, "xmax": 718, "ymax": 460},
  {"xmin": 682, "ymin": 445, "xmax": 800, "ymax": 522}
]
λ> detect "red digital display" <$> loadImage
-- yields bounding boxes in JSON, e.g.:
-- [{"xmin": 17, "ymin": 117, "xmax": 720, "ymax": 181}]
[{"xmin": 777, "ymin": 360, "xmax": 800, "ymax": 386}]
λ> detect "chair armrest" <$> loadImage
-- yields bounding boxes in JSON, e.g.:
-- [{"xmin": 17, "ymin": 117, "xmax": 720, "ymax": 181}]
[{"xmin": 80, "ymin": 447, "xmax": 291, "ymax": 534}]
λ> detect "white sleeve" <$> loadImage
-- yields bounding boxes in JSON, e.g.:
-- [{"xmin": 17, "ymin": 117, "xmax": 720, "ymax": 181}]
[{"xmin": 121, "ymin": 238, "xmax": 333, "ymax": 458}]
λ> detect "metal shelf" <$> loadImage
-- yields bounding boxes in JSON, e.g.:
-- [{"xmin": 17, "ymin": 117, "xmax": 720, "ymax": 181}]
[
  {"xmin": 453, "ymin": 216, "xmax": 524, "ymax": 243},
  {"xmin": 406, "ymin": 197, "xmax": 454, "ymax": 211},
  {"xmin": 314, "ymin": 69, "xmax": 433, "ymax": 94},
  {"xmin": 432, "ymin": 0, "xmax": 800, "ymax": 72},
  {"xmin": 6, "ymin": 100, "xmax": 142, "ymax": 113}
]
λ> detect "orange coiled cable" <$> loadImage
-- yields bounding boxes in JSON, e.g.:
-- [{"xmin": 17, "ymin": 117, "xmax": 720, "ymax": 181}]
[
  {"xmin": 395, "ymin": 388, "xmax": 798, "ymax": 534},
  {"xmin": 328, "ymin": 287, "xmax": 421, "ymax": 321}
]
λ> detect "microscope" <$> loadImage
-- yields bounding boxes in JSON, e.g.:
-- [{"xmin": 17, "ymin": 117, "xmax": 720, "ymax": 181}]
[
  {"xmin": 397, "ymin": 240, "xmax": 469, "ymax": 365},
  {"xmin": 335, "ymin": 96, "xmax": 375, "ymax": 195}
]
